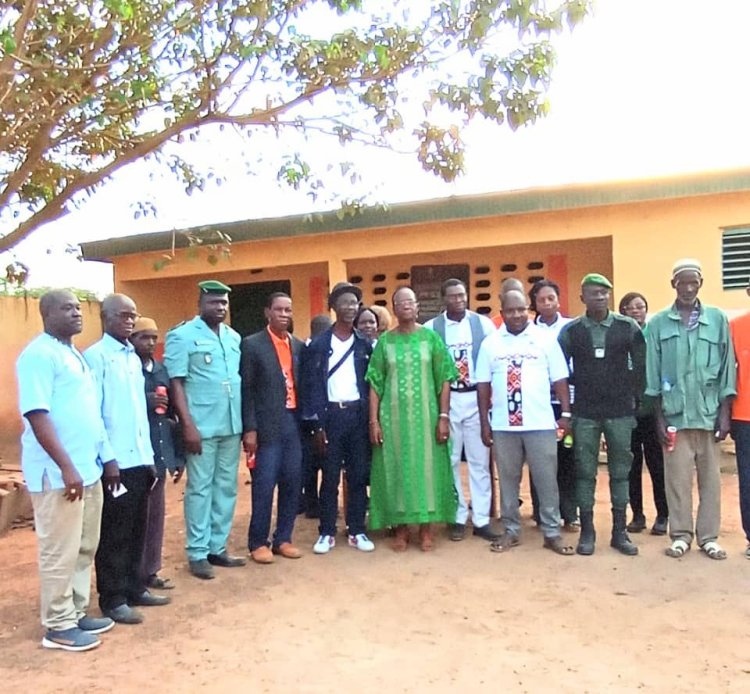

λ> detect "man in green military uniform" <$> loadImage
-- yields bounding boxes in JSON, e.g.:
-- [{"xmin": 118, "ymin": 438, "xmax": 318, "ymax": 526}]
[
  {"xmin": 558, "ymin": 273, "xmax": 646, "ymax": 557},
  {"xmin": 164, "ymin": 280, "xmax": 245, "ymax": 579}
]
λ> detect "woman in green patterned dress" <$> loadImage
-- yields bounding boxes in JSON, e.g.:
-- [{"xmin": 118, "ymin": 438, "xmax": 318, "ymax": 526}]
[{"xmin": 366, "ymin": 286, "xmax": 458, "ymax": 551}]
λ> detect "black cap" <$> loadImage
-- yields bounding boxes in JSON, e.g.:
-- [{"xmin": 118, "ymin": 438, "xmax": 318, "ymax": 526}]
[{"xmin": 328, "ymin": 282, "xmax": 362, "ymax": 309}]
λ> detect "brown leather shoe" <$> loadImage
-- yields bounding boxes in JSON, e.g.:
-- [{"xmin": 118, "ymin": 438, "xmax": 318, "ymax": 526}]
[
  {"xmin": 250, "ymin": 546, "xmax": 274, "ymax": 564},
  {"xmin": 273, "ymin": 542, "xmax": 302, "ymax": 559}
]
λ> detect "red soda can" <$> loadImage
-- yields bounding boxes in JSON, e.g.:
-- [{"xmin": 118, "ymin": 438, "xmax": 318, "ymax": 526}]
[
  {"xmin": 246, "ymin": 453, "xmax": 256, "ymax": 470},
  {"xmin": 665, "ymin": 426, "xmax": 677, "ymax": 452},
  {"xmin": 154, "ymin": 385, "xmax": 167, "ymax": 415}
]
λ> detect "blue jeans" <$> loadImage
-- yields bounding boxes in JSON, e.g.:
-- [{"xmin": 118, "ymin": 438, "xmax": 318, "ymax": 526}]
[
  {"xmin": 248, "ymin": 411, "xmax": 302, "ymax": 550},
  {"xmin": 319, "ymin": 402, "xmax": 370, "ymax": 537},
  {"xmin": 731, "ymin": 420, "xmax": 750, "ymax": 543}
]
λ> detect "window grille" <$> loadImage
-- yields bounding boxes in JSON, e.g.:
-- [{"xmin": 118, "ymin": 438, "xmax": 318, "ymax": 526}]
[{"xmin": 722, "ymin": 227, "xmax": 750, "ymax": 289}]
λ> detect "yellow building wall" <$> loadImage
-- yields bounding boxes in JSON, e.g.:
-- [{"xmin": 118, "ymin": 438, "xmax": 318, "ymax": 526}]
[
  {"xmin": 0, "ymin": 296, "xmax": 102, "ymax": 458},
  {"xmin": 117, "ymin": 263, "xmax": 329, "ymax": 342},
  {"xmin": 609, "ymin": 195, "xmax": 749, "ymax": 315},
  {"xmin": 346, "ymin": 236, "xmax": 612, "ymax": 318},
  {"xmin": 109, "ymin": 189, "xmax": 750, "ymax": 334}
]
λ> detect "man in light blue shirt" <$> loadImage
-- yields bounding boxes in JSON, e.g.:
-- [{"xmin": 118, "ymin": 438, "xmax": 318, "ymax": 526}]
[
  {"xmin": 17, "ymin": 289, "xmax": 114, "ymax": 652},
  {"xmin": 85, "ymin": 294, "xmax": 170, "ymax": 624}
]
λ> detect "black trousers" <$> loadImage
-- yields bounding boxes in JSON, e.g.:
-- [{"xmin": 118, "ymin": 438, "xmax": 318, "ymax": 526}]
[
  {"xmin": 318, "ymin": 403, "xmax": 370, "ymax": 537},
  {"xmin": 96, "ymin": 466, "xmax": 152, "ymax": 611},
  {"xmin": 300, "ymin": 428, "xmax": 323, "ymax": 514},
  {"xmin": 629, "ymin": 414, "xmax": 668, "ymax": 519}
]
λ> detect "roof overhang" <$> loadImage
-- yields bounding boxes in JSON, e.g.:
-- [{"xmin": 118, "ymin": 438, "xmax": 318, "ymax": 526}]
[{"xmin": 80, "ymin": 167, "xmax": 750, "ymax": 261}]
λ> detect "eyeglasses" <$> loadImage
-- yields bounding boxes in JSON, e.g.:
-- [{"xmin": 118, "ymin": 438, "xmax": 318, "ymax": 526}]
[
  {"xmin": 116, "ymin": 312, "xmax": 140, "ymax": 321},
  {"xmin": 394, "ymin": 299, "xmax": 417, "ymax": 307}
]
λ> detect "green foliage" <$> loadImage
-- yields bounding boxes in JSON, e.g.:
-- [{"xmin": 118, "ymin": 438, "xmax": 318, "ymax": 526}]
[
  {"xmin": 0, "ymin": 0, "xmax": 591, "ymax": 253},
  {"xmin": 0, "ymin": 280, "xmax": 98, "ymax": 301}
]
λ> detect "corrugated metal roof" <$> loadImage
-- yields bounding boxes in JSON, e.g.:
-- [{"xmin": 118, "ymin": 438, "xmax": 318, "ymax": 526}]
[{"xmin": 80, "ymin": 168, "xmax": 750, "ymax": 261}]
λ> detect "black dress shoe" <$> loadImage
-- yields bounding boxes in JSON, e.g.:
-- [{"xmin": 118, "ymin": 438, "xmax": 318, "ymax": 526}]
[
  {"xmin": 651, "ymin": 516, "xmax": 668, "ymax": 536},
  {"xmin": 627, "ymin": 514, "xmax": 647, "ymax": 533},
  {"xmin": 189, "ymin": 559, "xmax": 215, "ymax": 580},
  {"xmin": 449, "ymin": 523, "xmax": 466, "ymax": 541},
  {"xmin": 207, "ymin": 552, "xmax": 246, "ymax": 568},
  {"xmin": 104, "ymin": 604, "xmax": 144, "ymax": 624},
  {"xmin": 129, "ymin": 590, "xmax": 171, "ymax": 607},
  {"xmin": 473, "ymin": 524, "xmax": 502, "ymax": 541}
]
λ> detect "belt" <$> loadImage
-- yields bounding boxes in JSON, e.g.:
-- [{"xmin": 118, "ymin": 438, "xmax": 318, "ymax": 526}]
[
  {"xmin": 328, "ymin": 400, "xmax": 362, "ymax": 409},
  {"xmin": 450, "ymin": 386, "xmax": 477, "ymax": 393}
]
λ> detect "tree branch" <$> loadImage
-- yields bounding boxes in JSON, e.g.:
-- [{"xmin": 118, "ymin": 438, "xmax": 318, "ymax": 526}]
[{"xmin": 0, "ymin": 113, "xmax": 204, "ymax": 253}]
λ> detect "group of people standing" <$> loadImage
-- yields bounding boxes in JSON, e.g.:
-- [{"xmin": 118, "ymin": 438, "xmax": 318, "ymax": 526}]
[{"xmin": 16, "ymin": 255, "xmax": 749, "ymax": 652}]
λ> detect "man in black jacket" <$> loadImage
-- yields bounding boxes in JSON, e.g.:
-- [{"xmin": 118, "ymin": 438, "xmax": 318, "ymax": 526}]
[
  {"xmin": 301, "ymin": 282, "xmax": 374, "ymax": 555},
  {"xmin": 130, "ymin": 317, "xmax": 185, "ymax": 590},
  {"xmin": 558, "ymin": 273, "xmax": 646, "ymax": 557},
  {"xmin": 241, "ymin": 292, "xmax": 306, "ymax": 564}
]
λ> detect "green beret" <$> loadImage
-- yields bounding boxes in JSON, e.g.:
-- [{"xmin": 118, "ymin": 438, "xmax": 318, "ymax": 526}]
[
  {"xmin": 198, "ymin": 280, "xmax": 231, "ymax": 294},
  {"xmin": 581, "ymin": 273, "xmax": 613, "ymax": 289}
]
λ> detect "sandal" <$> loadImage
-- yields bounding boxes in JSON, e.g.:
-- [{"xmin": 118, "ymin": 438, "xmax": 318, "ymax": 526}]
[
  {"xmin": 543, "ymin": 536, "xmax": 575, "ymax": 555},
  {"xmin": 700, "ymin": 541, "xmax": 727, "ymax": 560},
  {"xmin": 665, "ymin": 539, "xmax": 690, "ymax": 558},
  {"xmin": 489, "ymin": 533, "xmax": 520, "ymax": 553},
  {"xmin": 392, "ymin": 525, "xmax": 409, "ymax": 552},
  {"xmin": 419, "ymin": 524, "xmax": 434, "ymax": 552}
]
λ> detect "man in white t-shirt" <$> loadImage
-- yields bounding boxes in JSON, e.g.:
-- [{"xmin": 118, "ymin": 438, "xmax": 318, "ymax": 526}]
[
  {"xmin": 476, "ymin": 290, "xmax": 574, "ymax": 555},
  {"xmin": 424, "ymin": 279, "xmax": 499, "ymax": 541}
]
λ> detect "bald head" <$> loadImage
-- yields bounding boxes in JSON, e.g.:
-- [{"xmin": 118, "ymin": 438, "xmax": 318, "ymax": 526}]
[
  {"xmin": 101, "ymin": 293, "xmax": 138, "ymax": 341},
  {"xmin": 501, "ymin": 289, "xmax": 527, "ymax": 310},
  {"xmin": 501, "ymin": 290, "xmax": 529, "ymax": 334},
  {"xmin": 39, "ymin": 289, "xmax": 82, "ymax": 342},
  {"xmin": 501, "ymin": 277, "xmax": 524, "ymax": 296},
  {"xmin": 39, "ymin": 289, "xmax": 76, "ymax": 318},
  {"xmin": 101, "ymin": 293, "xmax": 133, "ymax": 316}
]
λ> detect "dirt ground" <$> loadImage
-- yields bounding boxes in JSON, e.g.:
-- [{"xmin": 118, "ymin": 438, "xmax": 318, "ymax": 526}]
[{"xmin": 1, "ymin": 465, "xmax": 749, "ymax": 694}]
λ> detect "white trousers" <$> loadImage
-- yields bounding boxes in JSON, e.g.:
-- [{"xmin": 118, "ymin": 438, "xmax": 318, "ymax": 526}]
[{"xmin": 449, "ymin": 390, "xmax": 491, "ymax": 526}]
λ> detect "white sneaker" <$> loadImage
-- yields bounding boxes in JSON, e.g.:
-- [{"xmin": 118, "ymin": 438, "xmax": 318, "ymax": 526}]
[
  {"xmin": 313, "ymin": 535, "xmax": 335, "ymax": 554},
  {"xmin": 348, "ymin": 533, "xmax": 375, "ymax": 552}
]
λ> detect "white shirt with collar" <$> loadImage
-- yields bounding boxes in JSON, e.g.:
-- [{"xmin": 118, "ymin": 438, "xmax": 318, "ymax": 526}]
[
  {"xmin": 424, "ymin": 311, "xmax": 495, "ymax": 387},
  {"xmin": 475, "ymin": 321, "xmax": 569, "ymax": 431},
  {"xmin": 534, "ymin": 312, "xmax": 573, "ymax": 338},
  {"xmin": 534, "ymin": 312, "xmax": 574, "ymax": 404},
  {"xmin": 84, "ymin": 333, "xmax": 154, "ymax": 470}
]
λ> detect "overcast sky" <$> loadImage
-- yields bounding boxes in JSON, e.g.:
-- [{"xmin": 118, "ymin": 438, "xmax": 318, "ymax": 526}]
[{"xmin": 5, "ymin": 0, "xmax": 750, "ymax": 294}]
